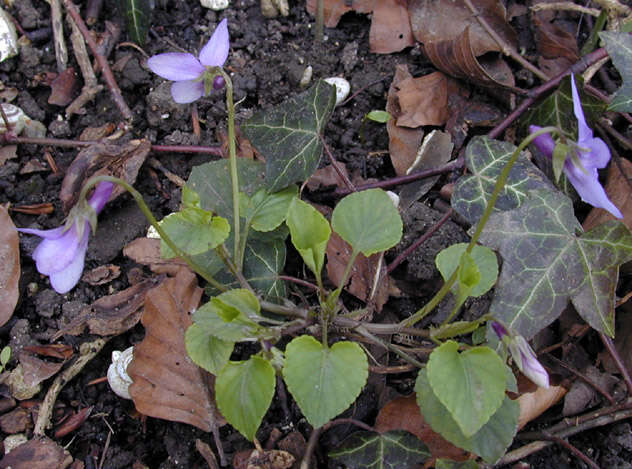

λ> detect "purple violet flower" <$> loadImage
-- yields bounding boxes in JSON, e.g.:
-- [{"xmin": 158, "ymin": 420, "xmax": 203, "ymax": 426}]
[
  {"xmin": 147, "ymin": 18, "xmax": 229, "ymax": 104},
  {"xmin": 529, "ymin": 75, "xmax": 622, "ymax": 219},
  {"xmin": 491, "ymin": 321, "xmax": 550, "ymax": 388},
  {"xmin": 19, "ymin": 182, "xmax": 114, "ymax": 294}
]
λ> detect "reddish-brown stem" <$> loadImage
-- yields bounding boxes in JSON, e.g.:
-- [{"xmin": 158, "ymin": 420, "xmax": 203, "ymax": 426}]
[
  {"xmin": 278, "ymin": 275, "xmax": 320, "ymax": 291},
  {"xmin": 543, "ymin": 433, "xmax": 600, "ymax": 469},
  {"xmin": 546, "ymin": 354, "xmax": 615, "ymax": 405},
  {"xmin": 63, "ymin": 0, "xmax": 133, "ymax": 121},
  {"xmin": 600, "ymin": 332, "xmax": 632, "ymax": 396},
  {"xmin": 321, "ymin": 135, "xmax": 356, "ymax": 192}
]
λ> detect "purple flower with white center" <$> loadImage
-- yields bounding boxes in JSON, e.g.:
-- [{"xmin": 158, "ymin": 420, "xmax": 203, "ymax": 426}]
[
  {"xmin": 491, "ymin": 321, "xmax": 550, "ymax": 389},
  {"xmin": 147, "ymin": 18, "xmax": 229, "ymax": 104},
  {"xmin": 19, "ymin": 182, "xmax": 114, "ymax": 294},
  {"xmin": 529, "ymin": 75, "xmax": 622, "ymax": 219}
]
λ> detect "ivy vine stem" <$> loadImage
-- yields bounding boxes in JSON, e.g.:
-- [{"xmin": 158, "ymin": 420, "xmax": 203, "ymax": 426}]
[{"xmin": 400, "ymin": 126, "xmax": 560, "ymax": 328}]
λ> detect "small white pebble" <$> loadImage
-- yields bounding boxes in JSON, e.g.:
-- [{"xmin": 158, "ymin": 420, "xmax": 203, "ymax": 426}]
[
  {"xmin": 107, "ymin": 346, "xmax": 134, "ymax": 399},
  {"xmin": 386, "ymin": 191, "xmax": 400, "ymax": 208},
  {"xmin": 299, "ymin": 65, "xmax": 313, "ymax": 88},
  {"xmin": 147, "ymin": 225, "xmax": 160, "ymax": 239},
  {"xmin": 200, "ymin": 0, "xmax": 230, "ymax": 10},
  {"xmin": 324, "ymin": 77, "xmax": 350, "ymax": 106}
]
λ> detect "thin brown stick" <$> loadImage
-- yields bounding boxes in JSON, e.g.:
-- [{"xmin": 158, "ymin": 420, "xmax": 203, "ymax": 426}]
[
  {"xmin": 50, "ymin": 0, "xmax": 68, "ymax": 73},
  {"xmin": 63, "ymin": 0, "xmax": 133, "ymax": 121},
  {"xmin": 321, "ymin": 135, "xmax": 355, "ymax": 192},
  {"xmin": 546, "ymin": 354, "xmax": 615, "ymax": 404},
  {"xmin": 600, "ymin": 332, "xmax": 632, "ymax": 396},
  {"xmin": 543, "ymin": 433, "xmax": 600, "ymax": 469}
]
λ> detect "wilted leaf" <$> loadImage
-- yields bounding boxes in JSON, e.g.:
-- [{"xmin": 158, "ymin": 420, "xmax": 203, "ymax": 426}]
[
  {"xmin": 533, "ymin": 15, "xmax": 578, "ymax": 76},
  {"xmin": 82, "ymin": 264, "xmax": 121, "ymax": 285},
  {"xmin": 451, "ymin": 136, "xmax": 553, "ymax": 224},
  {"xmin": 305, "ymin": 0, "xmax": 373, "ymax": 27},
  {"xmin": 127, "ymin": 269, "xmax": 223, "ymax": 432},
  {"xmin": 54, "ymin": 406, "xmax": 93, "ymax": 438},
  {"xmin": 329, "ymin": 430, "xmax": 430, "ymax": 469},
  {"xmin": 122, "ymin": 0, "xmax": 152, "ymax": 45},
  {"xmin": 0, "ymin": 206, "xmax": 19, "ymax": 327},
  {"xmin": 23, "ymin": 344, "xmax": 73, "ymax": 360},
  {"xmin": 600, "ymin": 32, "xmax": 632, "ymax": 112},
  {"xmin": 48, "ymin": 68, "xmax": 78, "ymax": 106},
  {"xmin": 123, "ymin": 237, "xmax": 188, "ymax": 275},
  {"xmin": 517, "ymin": 385, "xmax": 566, "ymax": 430},
  {"xmin": 369, "ymin": 0, "xmax": 414, "ymax": 54},
  {"xmin": 60, "ymin": 139, "xmax": 150, "ymax": 212},
  {"xmin": 19, "ymin": 353, "xmax": 64, "ymax": 388},
  {"xmin": 0, "ymin": 436, "xmax": 73, "ymax": 469},
  {"xmin": 242, "ymin": 80, "xmax": 336, "ymax": 191},
  {"xmin": 396, "ymin": 72, "xmax": 449, "ymax": 128},
  {"xmin": 306, "ymin": 162, "xmax": 350, "ymax": 191},
  {"xmin": 479, "ymin": 190, "xmax": 632, "ymax": 339}
]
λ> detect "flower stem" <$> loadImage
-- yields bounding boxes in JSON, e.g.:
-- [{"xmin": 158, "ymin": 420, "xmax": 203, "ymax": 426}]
[
  {"xmin": 401, "ymin": 127, "xmax": 559, "ymax": 328},
  {"xmin": 219, "ymin": 69, "xmax": 241, "ymax": 269},
  {"xmin": 80, "ymin": 175, "xmax": 226, "ymax": 292}
]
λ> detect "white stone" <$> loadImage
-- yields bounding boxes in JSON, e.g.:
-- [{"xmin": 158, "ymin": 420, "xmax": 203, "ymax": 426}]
[
  {"xmin": 107, "ymin": 346, "xmax": 134, "ymax": 399},
  {"xmin": 200, "ymin": 0, "xmax": 230, "ymax": 10},
  {"xmin": 299, "ymin": 65, "xmax": 313, "ymax": 88},
  {"xmin": 324, "ymin": 77, "xmax": 350, "ymax": 106}
]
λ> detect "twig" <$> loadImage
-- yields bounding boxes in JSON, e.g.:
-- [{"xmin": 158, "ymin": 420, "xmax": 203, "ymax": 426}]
[
  {"xmin": 387, "ymin": 209, "xmax": 453, "ymax": 273},
  {"xmin": 543, "ymin": 432, "xmax": 600, "ymax": 469},
  {"xmin": 600, "ymin": 332, "xmax": 632, "ymax": 396},
  {"xmin": 531, "ymin": 2, "xmax": 601, "ymax": 16},
  {"xmin": 278, "ymin": 275, "xmax": 320, "ymax": 291},
  {"xmin": 34, "ymin": 338, "xmax": 108, "ymax": 436},
  {"xmin": 63, "ymin": 0, "xmax": 133, "ymax": 122},
  {"xmin": 463, "ymin": 0, "xmax": 549, "ymax": 81},
  {"xmin": 321, "ymin": 135, "xmax": 355, "ymax": 192},
  {"xmin": 50, "ymin": 0, "xmax": 68, "ymax": 73},
  {"xmin": 546, "ymin": 354, "xmax": 615, "ymax": 404}
]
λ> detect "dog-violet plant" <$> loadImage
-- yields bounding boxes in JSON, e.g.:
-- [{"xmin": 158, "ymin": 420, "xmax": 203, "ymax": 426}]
[
  {"xmin": 147, "ymin": 18, "xmax": 229, "ymax": 103},
  {"xmin": 19, "ymin": 182, "xmax": 114, "ymax": 294},
  {"xmin": 529, "ymin": 75, "xmax": 622, "ymax": 218}
]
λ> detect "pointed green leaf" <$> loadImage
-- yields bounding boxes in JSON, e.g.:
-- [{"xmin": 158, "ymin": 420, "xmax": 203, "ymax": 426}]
[
  {"xmin": 212, "ymin": 288, "xmax": 261, "ymax": 323},
  {"xmin": 415, "ymin": 369, "xmax": 519, "ymax": 464},
  {"xmin": 0, "ymin": 346, "xmax": 10, "ymax": 367},
  {"xmin": 159, "ymin": 208, "xmax": 230, "ymax": 258},
  {"xmin": 283, "ymin": 335, "xmax": 368, "ymax": 428},
  {"xmin": 185, "ymin": 323, "xmax": 234, "ymax": 375},
  {"xmin": 122, "ymin": 0, "xmax": 152, "ymax": 45},
  {"xmin": 479, "ymin": 190, "xmax": 632, "ymax": 338},
  {"xmin": 243, "ymin": 185, "xmax": 298, "ymax": 232},
  {"xmin": 331, "ymin": 189, "xmax": 402, "ymax": 257},
  {"xmin": 329, "ymin": 430, "xmax": 430, "ymax": 469},
  {"xmin": 451, "ymin": 136, "xmax": 553, "ymax": 225},
  {"xmin": 427, "ymin": 341, "xmax": 506, "ymax": 437},
  {"xmin": 366, "ymin": 110, "xmax": 392, "ymax": 123},
  {"xmin": 435, "ymin": 243, "xmax": 498, "ymax": 298},
  {"xmin": 242, "ymin": 80, "xmax": 337, "ymax": 191},
  {"xmin": 216, "ymin": 356, "xmax": 275, "ymax": 441},
  {"xmin": 552, "ymin": 142, "xmax": 569, "ymax": 183},
  {"xmin": 600, "ymin": 32, "xmax": 632, "ymax": 112},
  {"xmin": 287, "ymin": 198, "xmax": 331, "ymax": 278},
  {"xmin": 193, "ymin": 300, "xmax": 258, "ymax": 342}
]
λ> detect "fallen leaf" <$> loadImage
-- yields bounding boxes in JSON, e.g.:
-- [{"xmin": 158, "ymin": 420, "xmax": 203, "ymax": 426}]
[
  {"xmin": 127, "ymin": 269, "xmax": 224, "ymax": 432},
  {"xmin": 583, "ymin": 158, "xmax": 632, "ymax": 231},
  {"xmin": 0, "ymin": 144, "xmax": 17, "ymax": 165},
  {"xmin": 59, "ymin": 139, "xmax": 150, "ymax": 212},
  {"xmin": 123, "ymin": 237, "xmax": 189, "ymax": 275},
  {"xmin": 374, "ymin": 394, "xmax": 470, "ymax": 461},
  {"xmin": 306, "ymin": 162, "xmax": 350, "ymax": 191},
  {"xmin": 18, "ymin": 352, "xmax": 64, "ymax": 388},
  {"xmin": 54, "ymin": 407, "xmax": 93, "ymax": 438},
  {"xmin": 533, "ymin": 15, "xmax": 579, "ymax": 63},
  {"xmin": 369, "ymin": 0, "xmax": 414, "ymax": 54},
  {"xmin": 517, "ymin": 385, "xmax": 567, "ymax": 430},
  {"xmin": 0, "ymin": 407, "xmax": 32, "ymax": 433},
  {"xmin": 79, "ymin": 122, "xmax": 116, "ymax": 141},
  {"xmin": 0, "ymin": 436, "xmax": 73, "ymax": 469},
  {"xmin": 386, "ymin": 65, "xmax": 424, "ymax": 176},
  {"xmin": 19, "ymin": 159, "xmax": 48, "ymax": 174},
  {"xmin": 48, "ymin": 68, "xmax": 79, "ymax": 106},
  {"xmin": 396, "ymin": 72, "xmax": 449, "ymax": 128},
  {"xmin": 0, "ymin": 206, "xmax": 19, "ymax": 327},
  {"xmin": 81, "ymin": 264, "xmax": 121, "ymax": 285},
  {"xmin": 305, "ymin": 0, "xmax": 374, "ymax": 28},
  {"xmin": 326, "ymin": 232, "xmax": 390, "ymax": 313},
  {"xmin": 22, "ymin": 344, "xmax": 73, "ymax": 360},
  {"xmin": 562, "ymin": 366, "xmax": 617, "ymax": 417}
]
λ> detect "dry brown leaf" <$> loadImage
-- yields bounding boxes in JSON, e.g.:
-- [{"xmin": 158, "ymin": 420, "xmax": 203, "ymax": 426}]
[
  {"xmin": 79, "ymin": 122, "xmax": 116, "ymax": 141},
  {"xmin": 23, "ymin": 344, "xmax": 73, "ymax": 360},
  {"xmin": 305, "ymin": 0, "xmax": 374, "ymax": 27},
  {"xmin": 19, "ymin": 159, "xmax": 48, "ymax": 174},
  {"xmin": 306, "ymin": 162, "xmax": 350, "ymax": 191},
  {"xmin": 123, "ymin": 237, "xmax": 189, "ymax": 275},
  {"xmin": 386, "ymin": 65, "xmax": 424, "ymax": 176},
  {"xmin": 0, "ymin": 436, "xmax": 73, "ymax": 469},
  {"xmin": 127, "ymin": 269, "xmax": 223, "ymax": 432},
  {"xmin": 54, "ymin": 406, "xmax": 93, "ymax": 438},
  {"xmin": 533, "ymin": 15, "xmax": 579, "ymax": 63},
  {"xmin": 0, "ymin": 144, "xmax": 17, "ymax": 165},
  {"xmin": 326, "ymin": 232, "xmax": 390, "ymax": 313},
  {"xmin": 369, "ymin": 0, "xmax": 414, "ymax": 54},
  {"xmin": 48, "ymin": 68, "xmax": 79, "ymax": 106},
  {"xmin": 0, "ymin": 206, "xmax": 19, "ymax": 327},
  {"xmin": 18, "ymin": 352, "xmax": 64, "ymax": 388},
  {"xmin": 409, "ymin": 0, "xmax": 517, "ymax": 56},
  {"xmin": 59, "ymin": 139, "xmax": 150, "ymax": 213},
  {"xmin": 517, "ymin": 385, "xmax": 567, "ymax": 430},
  {"xmin": 583, "ymin": 158, "xmax": 632, "ymax": 231},
  {"xmin": 396, "ymin": 72, "xmax": 449, "ymax": 128},
  {"xmin": 81, "ymin": 264, "xmax": 121, "ymax": 286},
  {"xmin": 374, "ymin": 394, "xmax": 471, "ymax": 461}
]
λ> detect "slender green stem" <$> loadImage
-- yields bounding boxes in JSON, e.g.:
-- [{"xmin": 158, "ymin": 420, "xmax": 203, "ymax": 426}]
[
  {"xmin": 219, "ymin": 69, "xmax": 241, "ymax": 268},
  {"xmin": 355, "ymin": 325, "xmax": 425, "ymax": 368},
  {"xmin": 315, "ymin": 0, "xmax": 324, "ymax": 42},
  {"xmin": 401, "ymin": 127, "xmax": 560, "ymax": 328},
  {"xmin": 328, "ymin": 249, "xmax": 359, "ymax": 309},
  {"xmin": 81, "ymin": 175, "xmax": 226, "ymax": 291}
]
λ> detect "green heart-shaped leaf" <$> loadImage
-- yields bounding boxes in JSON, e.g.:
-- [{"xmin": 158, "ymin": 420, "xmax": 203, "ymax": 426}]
[
  {"xmin": 185, "ymin": 323, "xmax": 234, "ymax": 375},
  {"xmin": 287, "ymin": 198, "xmax": 331, "ymax": 278}
]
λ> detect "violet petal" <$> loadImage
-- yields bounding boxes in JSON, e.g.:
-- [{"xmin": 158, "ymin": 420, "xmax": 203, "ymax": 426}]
[
  {"xmin": 199, "ymin": 18, "xmax": 229, "ymax": 67},
  {"xmin": 49, "ymin": 227, "xmax": 90, "ymax": 293},
  {"xmin": 564, "ymin": 159, "xmax": 623, "ymax": 218},
  {"xmin": 171, "ymin": 80, "xmax": 205, "ymax": 103},
  {"xmin": 88, "ymin": 181, "xmax": 114, "ymax": 214},
  {"xmin": 18, "ymin": 225, "xmax": 65, "ymax": 240},
  {"xmin": 570, "ymin": 74, "xmax": 593, "ymax": 143},
  {"xmin": 147, "ymin": 53, "xmax": 204, "ymax": 81},
  {"xmin": 31, "ymin": 223, "xmax": 84, "ymax": 275}
]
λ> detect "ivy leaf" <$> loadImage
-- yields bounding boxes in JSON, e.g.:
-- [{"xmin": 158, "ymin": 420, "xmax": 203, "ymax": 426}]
[
  {"xmin": 185, "ymin": 323, "xmax": 234, "ymax": 375},
  {"xmin": 329, "ymin": 430, "xmax": 430, "ymax": 469},
  {"xmin": 479, "ymin": 190, "xmax": 632, "ymax": 339},
  {"xmin": 415, "ymin": 369, "xmax": 519, "ymax": 464},
  {"xmin": 427, "ymin": 341, "xmax": 506, "ymax": 437},
  {"xmin": 216, "ymin": 356, "xmax": 276, "ymax": 441},
  {"xmin": 287, "ymin": 198, "xmax": 331, "ymax": 279},
  {"xmin": 282, "ymin": 335, "xmax": 368, "ymax": 428},
  {"xmin": 451, "ymin": 136, "xmax": 553, "ymax": 224},
  {"xmin": 600, "ymin": 32, "xmax": 632, "ymax": 112},
  {"xmin": 121, "ymin": 0, "xmax": 152, "ymax": 45},
  {"xmin": 242, "ymin": 80, "xmax": 336, "ymax": 191},
  {"xmin": 331, "ymin": 189, "xmax": 403, "ymax": 257},
  {"xmin": 159, "ymin": 208, "xmax": 230, "ymax": 258}
]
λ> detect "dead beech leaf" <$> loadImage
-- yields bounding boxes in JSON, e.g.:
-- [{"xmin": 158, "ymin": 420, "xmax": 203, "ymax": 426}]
[
  {"xmin": 326, "ymin": 232, "xmax": 390, "ymax": 313},
  {"xmin": 396, "ymin": 72, "xmax": 449, "ymax": 128},
  {"xmin": 533, "ymin": 15, "xmax": 579, "ymax": 63},
  {"xmin": 386, "ymin": 65, "xmax": 424, "ymax": 176},
  {"xmin": 369, "ymin": 0, "xmax": 414, "ymax": 54},
  {"xmin": 0, "ymin": 436, "xmax": 73, "ymax": 469},
  {"xmin": 59, "ymin": 139, "xmax": 151, "ymax": 212},
  {"xmin": 583, "ymin": 158, "xmax": 632, "ymax": 231},
  {"xmin": 54, "ymin": 406, "xmax": 93, "ymax": 438},
  {"xmin": 409, "ymin": 0, "xmax": 517, "ymax": 56},
  {"xmin": 305, "ymin": 0, "xmax": 374, "ymax": 27},
  {"xmin": 374, "ymin": 394, "xmax": 470, "ymax": 461},
  {"xmin": 127, "ymin": 269, "xmax": 223, "ymax": 432},
  {"xmin": 0, "ymin": 206, "xmax": 19, "ymax": 327},
  {"xmin": 517, "ymin": 385, "xmax": 567, "ymax": 430},
  {"xmin": 306, "ymin": 162, "xmax": 350, "ymax": 191},
  {"xmin": 23, "ymin": 344, "xmax": 74, "ymax": 360},
  {"xmin": 79, "ymin": 122, "xmax": 116, "ymax": 141},
  {"xmin": 123, "ymin": 237, "xmax": 189, "ymax": 275},
  {"xmin": 19, "ymin": 352, "xmax": 64, "ymax": 388},
  {"xmin": 48, "ymin": 68, "xmax": 79, "ymax": 106},
  {"xmin": 82, "ymin": 264, "xmax": 121, "ymax": 286}
]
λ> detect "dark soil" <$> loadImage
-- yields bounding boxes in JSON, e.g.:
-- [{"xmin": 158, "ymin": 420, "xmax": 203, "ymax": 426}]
[{"xmin": 1, "ymin": 0, "xmax": 630, "ymax": 468}]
